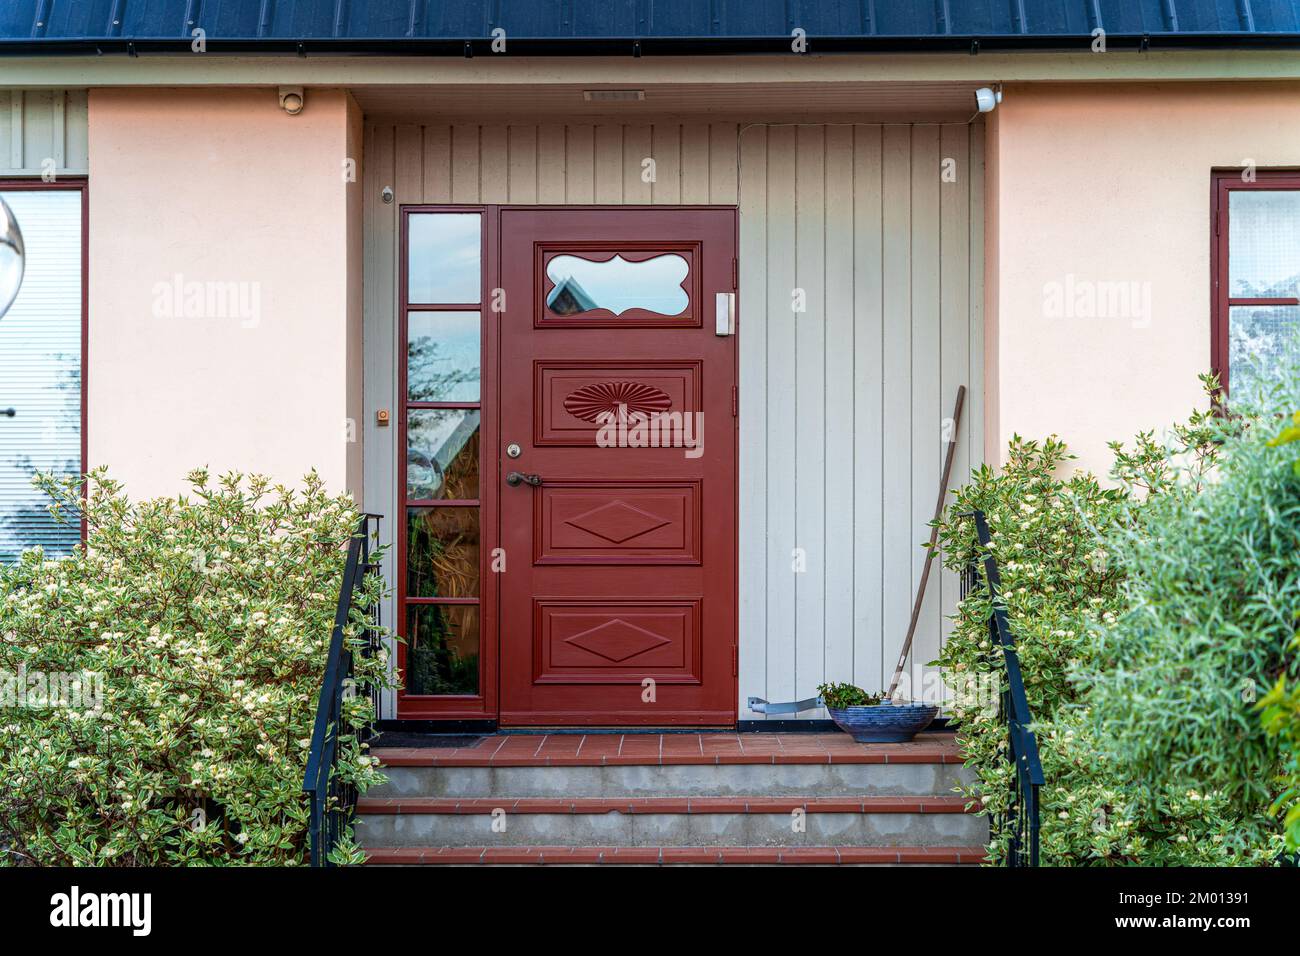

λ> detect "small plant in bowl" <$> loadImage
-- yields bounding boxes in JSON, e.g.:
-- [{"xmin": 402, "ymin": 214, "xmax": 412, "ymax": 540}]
[
  {"xmin": 818, "ymin": 682, "xmax": 883, "ymax": 709},
  {"xmin": 817, "ymin": 682, "xmax": 939, "ymax": 743}
]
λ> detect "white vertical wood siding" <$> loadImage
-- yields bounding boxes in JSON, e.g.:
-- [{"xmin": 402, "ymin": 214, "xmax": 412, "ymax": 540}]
[
  {"xmin": 365, "ymin": 121, "xmax": 984, "ymax": 716},
  {"xmin": 0, "ymin": 91, "xmax": 89, "ymax": 177}
]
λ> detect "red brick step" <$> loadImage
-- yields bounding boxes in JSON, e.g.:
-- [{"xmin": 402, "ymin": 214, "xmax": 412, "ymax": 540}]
[{"xmin": 373, "ymin": 731, "xmax": 962, "ymax": 768}]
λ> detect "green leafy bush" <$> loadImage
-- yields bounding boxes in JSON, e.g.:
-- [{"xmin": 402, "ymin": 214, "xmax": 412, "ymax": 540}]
[
  {"xmin": 1259, "ymin": 671, "xmax": 1300, "ymax": 851},
  {"xmin": 937, "ymin": 378, "xmax": 1290, "ymax": 865},
  {"xmin": 1252, "ymin": 410, "xmax": 1300, "ymax": 852},
  {"xmin": 1081, "ymin": 401, "xmax": 1300, "ymax": 832},
  {"xmin": 0, "ymin": 468, "xmax": 392, "ymax": 865}
]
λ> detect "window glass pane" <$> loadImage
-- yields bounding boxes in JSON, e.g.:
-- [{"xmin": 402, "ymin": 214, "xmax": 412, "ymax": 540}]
[
  {"xmin": 545, "ymin": 253, "xmax": 689, "ymax": 316},
  {"xmin": 407, "ymin": 508, "xmax": 479, "ymax": 599},
  {"xmin": 408, "ymin": 213, "xmax": 481, "ymax": 304},
  {"xmin": 1229, "ymin": 304, "xmax": 1300, "ymax": 408},
  {"xmin": 1229, "ymin": 191, "xmax": 1300, "ymax": 297},
  {"xmin": 407, "ymin": 409, "xmax": 480, "ymax": 500},
  {"xmin": 406, "ymin": 604, "xmax": 479, "ymax": 696},
  {"xmin": 0, "ymin": 190, "xmax": 82, "ymax": 562},
  {"xmin": 408, "ymin": 311, "xmax": 480, "ymax": 402}
]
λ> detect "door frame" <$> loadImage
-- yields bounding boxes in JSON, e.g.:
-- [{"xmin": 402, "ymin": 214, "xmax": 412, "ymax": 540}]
[{"xmin": 395, "ymin": 204, "xmax": 739, "ymax": 723}]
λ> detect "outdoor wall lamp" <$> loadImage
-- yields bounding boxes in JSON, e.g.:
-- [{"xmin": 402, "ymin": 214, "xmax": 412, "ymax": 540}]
[
  {"xmin": 0, "ymin": 195, "xmax": 24, "ymax": 320},
  {"xmin": 974, "ymin": 86, "xmax": 1002, "ymax": 113},
  {"xmin": 278, "ymin": 87, "xmax": 305, "ymax": 115}
]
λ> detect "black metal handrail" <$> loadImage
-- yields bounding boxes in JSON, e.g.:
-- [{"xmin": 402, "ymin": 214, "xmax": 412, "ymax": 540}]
[
  {"xmin": 961, "ymin": 508, "xmax": 1045, "ymax": 867},
  {"xmin": 302, "ymin": 513, "xmax": 382, "ymax": 867}
]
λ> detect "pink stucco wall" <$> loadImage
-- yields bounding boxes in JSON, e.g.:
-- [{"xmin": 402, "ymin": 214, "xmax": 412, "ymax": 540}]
[
  {"xmin": 88, "ymin": 88, "xmax": 363, "ymax": 500},
  {"xmin": 986, "ymin": 81, "xmax": 1300, "ymax": 477}
]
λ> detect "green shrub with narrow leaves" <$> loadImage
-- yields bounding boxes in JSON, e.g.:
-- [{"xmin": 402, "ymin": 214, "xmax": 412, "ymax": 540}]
[
  {"xmin": 1078, "ymin": 396, "xmax": 1300, "ymax": 853},
  {"xmin": 1251, "ymin": 409, "xmax": 1300, "ymax": 852},
  {"xmin": 0, "ymin": 468, "xmax": 392, "ymax": 865},
  {"xmin": 937, "ymin": 376, "xmax": 1289, "ymax": 865}
]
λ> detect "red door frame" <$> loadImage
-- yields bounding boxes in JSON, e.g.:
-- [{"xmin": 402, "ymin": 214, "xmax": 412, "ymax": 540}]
[
  {"xmin": 1210, "ymin": 169, "xmax": 1300, "ymax": 399},
  {"xmin": 396, "ymin": 205, "xmax": 498, "ymax": 719},
  {"xmin": 395, "ymin": 205, "xmax": 739, "ymax": 724}
]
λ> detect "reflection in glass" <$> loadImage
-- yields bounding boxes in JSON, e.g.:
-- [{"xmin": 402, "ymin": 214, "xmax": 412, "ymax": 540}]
[
  {"xmin": 407, "ymin": 409, "xmax": 480, "ymax": 500},
  {"xmin": 408, "ymin": 311, "xmax": 480, "ymax": 402},
  {"xmin": 406, "ymin": 604, "xmax": 479, "ymax": 696},
  {"xmin": 545, "ymin": 253, "xmax": 689, "ymax": 316},
  {"xmin": 1229, "ymin": 304, "xmax": 1300, "ymax": 407},
  {"xmin": 407, "ymin": 508, "xmax": 480, "ymax": 599},
  {"xmin": 408, "ymin": 213, "xmax": 481, "ymax": 304},
  {"xmin": 1229, "ymin": 191, "xmax": 1300, "ymax": 298},
  {"xmin": 0, "ymin": 196, "xmax": 25, "ymax": 319}
]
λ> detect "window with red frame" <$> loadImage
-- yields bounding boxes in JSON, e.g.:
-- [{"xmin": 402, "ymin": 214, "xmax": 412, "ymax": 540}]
[
  {"xmin": 1213, "ymin": 171, "xmax": 1300, "ymax": 406},
  {"xmin": 0, "ymin": 183, "xmax": 85, "ymax": 562}
]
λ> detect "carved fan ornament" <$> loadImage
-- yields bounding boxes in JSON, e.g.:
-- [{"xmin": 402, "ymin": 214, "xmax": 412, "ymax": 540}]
[{"xmin": 563, "ymin": 381, "xmax": 672, "ymax": 424}]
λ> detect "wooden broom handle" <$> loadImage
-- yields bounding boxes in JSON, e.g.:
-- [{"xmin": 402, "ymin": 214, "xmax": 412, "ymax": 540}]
[{"xmin": 887, "ymin": 385, "xmax": 966, "ymax": 701}]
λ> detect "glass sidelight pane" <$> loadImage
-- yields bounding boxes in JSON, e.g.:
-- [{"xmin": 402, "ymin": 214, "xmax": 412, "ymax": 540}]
[
  {"xmin": 1229, "ymin": 191, "xmax": 1300, "ymax": 298},
  {"xmin": 1229, "ymin": 304, "xmax": 1300, "ymax": 406},
  {"xmin": 407, "ymin": 408, "xmax": 480, "ymax": 500},
  {"xmin": 407, "ymin": 508, "xmax": 480, "ymax": 599},
  {"xmin": 545, "ymin": 253, "xmax": 689, "ymax": 316},
  {"xmin": 406, "ymin": 603, "xmax": 480, "ymax": 696},
  {"xmin": 408, "ymin": 311, "xmax": 480, "ymax": 402},
  {"xmin": 408, "ymin": 213, "xmax": 481, "ymax": 304}
]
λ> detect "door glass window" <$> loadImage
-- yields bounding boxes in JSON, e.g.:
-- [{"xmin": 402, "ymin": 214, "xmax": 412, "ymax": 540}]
[
  {"xmin": 408, "ymin": 213, "xmax": 481, "ymax": 304},
  {"xmin": 408, "ymin": 310, "xmax": 480, "ymax": 402},
  {"xmin": 403, "ymin": 210, "xmax": 483, "ymax": 697},
  {"xmin": 545, "ymin": 253, "xmax": 689, "ymax": 316}
]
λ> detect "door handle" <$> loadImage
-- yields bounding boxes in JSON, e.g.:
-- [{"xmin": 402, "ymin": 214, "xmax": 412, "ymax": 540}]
[
  {"xmin": 506, "ymin": 471, "xmax": 543, "ymax": 487},
  {"xmin": 715, "ymin": 292, "xmax": 735, "ymax": 336}
]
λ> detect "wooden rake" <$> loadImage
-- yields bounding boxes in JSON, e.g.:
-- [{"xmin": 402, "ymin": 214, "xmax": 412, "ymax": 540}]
[{"xmin": 886, "ymin": 385, "xmax": 965, "ymax": 702}]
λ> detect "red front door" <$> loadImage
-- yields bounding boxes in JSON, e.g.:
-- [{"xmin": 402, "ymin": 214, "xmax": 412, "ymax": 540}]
[{"xmin": 498, "ymin": 207, "xmax": 737, "ymax": 726}]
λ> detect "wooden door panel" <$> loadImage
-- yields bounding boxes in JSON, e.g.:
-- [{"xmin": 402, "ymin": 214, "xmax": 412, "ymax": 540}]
[
  {"xmin": 535, "ymin": 480, "xmax": 701, "ymax": 565},
  {"xmin": 499, "ymin": 207, "xmax": 737, "ymax": 727},
  {"xmin": 535, "ymin": 361, "xmax": 702, "ymax": 446},
  {"xmin": 533, "ymin": 599, "xmax": 701, "ymax": 684}
]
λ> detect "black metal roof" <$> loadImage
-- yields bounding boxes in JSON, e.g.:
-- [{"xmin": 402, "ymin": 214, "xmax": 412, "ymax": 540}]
[{"xmin": 3, "ymin": 1, "xmax": 1299, "ymax": 54}]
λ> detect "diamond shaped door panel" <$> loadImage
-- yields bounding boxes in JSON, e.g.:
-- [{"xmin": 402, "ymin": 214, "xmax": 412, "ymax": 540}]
[
  {"xmin": 534, "ymin": 361, "xmax": 701, "ymax": 446},
  {"xmin": 535, "ymin": 481, "xmax": 701, "ymax": 565},
  {"xmin": 533, "ymin": 600, "xmax": 702, "ymax": 684}
]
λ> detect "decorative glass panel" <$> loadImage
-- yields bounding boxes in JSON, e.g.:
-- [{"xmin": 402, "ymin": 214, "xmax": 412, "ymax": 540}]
[
  {"xmin": 407, "ymin": 409, "xmax": 480, "ymax": 500},
  {"xmin": 0, "ymin": 190, "xmax": 82, "ymax": 562},
  {"xmin": 545, "ymin": 253, "xmax": 689, "ymax": 316},
  {"xmin": 1229, "ymin": 191, "xmax": 1300, "ymax": 298},
  {"xmin": 407, "ymin": 508, "xmax": 479, "ymax": 599},
  {"xmin": 408, "ymin": 213, "xmax": 481, "ymax": 304},
  {"xmin": 1229, "ymin": 304, "xmax": 1300, "ymax": 407},
  {"xmin": 408, "ymin": 311, "xmax": 480, "ymax": 402},
  {"xmin": 406, "ymin": 604, "xmax": 479, "ymax": 696}
]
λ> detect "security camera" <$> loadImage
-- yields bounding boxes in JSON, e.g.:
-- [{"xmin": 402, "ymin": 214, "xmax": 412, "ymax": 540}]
[
  {"xmin": 279, "ymin": 87, "xmax": 305, "ymax": 115},
  {"xmin": 975, "ymin": 87, "xmax": 1002, "ymax": 113}
]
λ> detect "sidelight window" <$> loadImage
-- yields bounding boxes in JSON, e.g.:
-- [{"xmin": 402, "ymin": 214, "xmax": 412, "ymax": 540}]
[{"xmin": 402, "ymin": 212, "xmax": 483, "ymax": 697}]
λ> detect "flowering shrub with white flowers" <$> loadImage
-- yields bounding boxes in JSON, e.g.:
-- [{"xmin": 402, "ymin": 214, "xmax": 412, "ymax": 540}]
[
  {"xmin": 936, "ymin": 376, "xmax": 1289, "ymax": 865},
  {"xmin": 0, "ymin": 468, "xmax": 392, "ymax": 866}
]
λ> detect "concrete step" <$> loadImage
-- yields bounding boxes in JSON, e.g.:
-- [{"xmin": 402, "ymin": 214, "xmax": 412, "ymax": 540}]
[
  {"xmin": 368, "ymin": 731, "xmax": 972, "ymax": 799},
  {"xmin": 355, "ymin": 794, "xmax": 984, "ymax": 848},
  {"xmin": 358, "ymin": 732, "xmax": 986, "ymax": 865},
  {"xmin": 364, "ymin": 845, "xmax": 988, "ymax": 865}
]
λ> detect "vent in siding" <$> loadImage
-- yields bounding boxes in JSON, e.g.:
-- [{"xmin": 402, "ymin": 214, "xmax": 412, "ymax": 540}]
[{"xmin": 0, "ymin": 188, "xmax": 81, "ymax": 562}]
